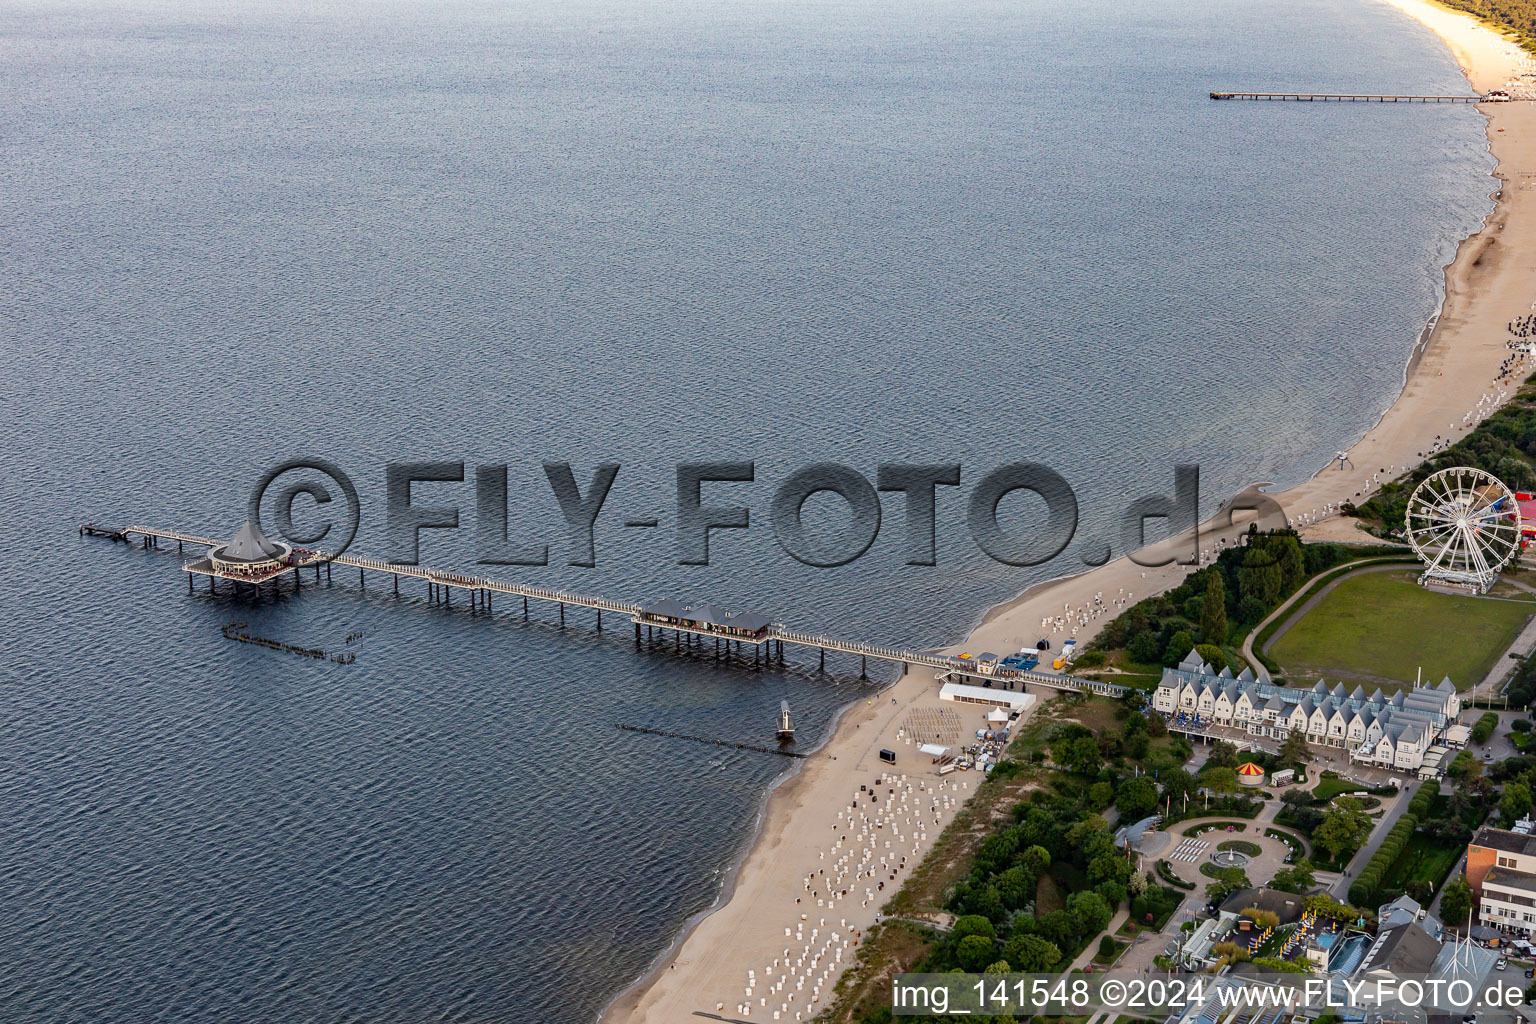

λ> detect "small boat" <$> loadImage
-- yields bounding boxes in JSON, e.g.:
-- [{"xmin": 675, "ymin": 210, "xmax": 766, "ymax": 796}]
[{"xmin": 777, "ymin": 700, "xmax": 795, "ymax": 744}]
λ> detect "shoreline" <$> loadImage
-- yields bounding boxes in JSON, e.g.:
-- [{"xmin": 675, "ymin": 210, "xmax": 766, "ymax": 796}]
[{"xmin": 601, "ymin": 2, "xmax": 1533, "ymax": 1020}]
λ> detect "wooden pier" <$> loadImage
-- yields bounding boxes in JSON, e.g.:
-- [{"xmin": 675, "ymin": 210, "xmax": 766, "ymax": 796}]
[
  {"xmin": 1210, "ymin": 92, "xmax": 1484, "ymax": 103},
  {"xmin": 87, "ymin": 523, "xmax": 1128, "ymax": 697}
]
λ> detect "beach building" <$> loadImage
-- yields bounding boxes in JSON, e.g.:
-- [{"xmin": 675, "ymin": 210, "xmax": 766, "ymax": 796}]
[
  {"xmin": 1150, "ymin": 653, "xmax": 1461, "ymax": 773},
  {"xmin": 937, "ymin": 682, "xmax": 1034, "ymax": 714},
  {"xmin": 1467, "ymin": 826, "xmax": 1536, "ymax": 935}
]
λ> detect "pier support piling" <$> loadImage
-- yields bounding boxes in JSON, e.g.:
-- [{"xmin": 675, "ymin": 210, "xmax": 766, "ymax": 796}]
[{"xmin": 559, "ymin": 602, "xmax": 565, "ymax": 627}]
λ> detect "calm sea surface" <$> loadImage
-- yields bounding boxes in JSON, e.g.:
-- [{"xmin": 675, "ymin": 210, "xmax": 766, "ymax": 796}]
[{"xmin": 0, "ymin": 0, "xmax": 1496, "ymax": 1019}]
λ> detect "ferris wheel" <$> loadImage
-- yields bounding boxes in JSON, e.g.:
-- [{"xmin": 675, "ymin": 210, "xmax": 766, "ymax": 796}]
[{"xmin": 1405, "ymin": 466, "xmax": 1522, "ymax": 593}]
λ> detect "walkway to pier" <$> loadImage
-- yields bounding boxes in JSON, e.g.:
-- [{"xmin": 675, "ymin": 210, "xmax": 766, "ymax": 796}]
[
  {"xmin": 1210, "ymin": 92, "xmax": 1485, "ymax": 103},
  {"xmin": 98, "ymin": 523, "xmax": 1130, "ymax": 697}
]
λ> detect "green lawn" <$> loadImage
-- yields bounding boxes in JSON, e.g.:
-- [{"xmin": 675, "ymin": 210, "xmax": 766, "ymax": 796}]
[
  {"xmin": 1380, "ymin": 833, "xmax": 1461, "ymax": 895},
  {"xmin": 1269, "ymin": 570, "xmax": 1533, "ymax": 689},
  {"xmin": 1310, "ymin": 777, "xmax": 1368, "ymax": 802}
]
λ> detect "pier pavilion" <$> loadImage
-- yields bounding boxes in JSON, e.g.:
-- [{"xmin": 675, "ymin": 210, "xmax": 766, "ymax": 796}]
[{"xmin": 183, "ymin": 521, "xmax": 317, "ymax": 593}]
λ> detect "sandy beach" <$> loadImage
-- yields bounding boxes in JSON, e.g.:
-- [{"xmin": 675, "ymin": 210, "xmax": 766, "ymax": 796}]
[{"xmin": 602, "ymin": 3, "xmax": 1536, "ymax": 1020}]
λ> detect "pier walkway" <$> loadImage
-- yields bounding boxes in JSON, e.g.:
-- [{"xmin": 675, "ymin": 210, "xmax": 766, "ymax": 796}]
[
  {"xmin": 94, "ymin": 523, "xmax": 1130, "ymax": 697},
  {"xmin": 1210, "ymin": 92, "xmax": 1486, "ymax": 103}
]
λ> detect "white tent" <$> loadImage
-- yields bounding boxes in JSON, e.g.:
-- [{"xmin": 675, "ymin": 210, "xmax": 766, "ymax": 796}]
[{"xmin": 918, "ymin": 743, "xmax": 949, "ymax": 756}]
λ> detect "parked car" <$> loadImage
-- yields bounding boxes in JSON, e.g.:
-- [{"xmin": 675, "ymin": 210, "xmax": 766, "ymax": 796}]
[{"xmin": 1496, "ymin": 959, "xmax": 1508, "ymax": 971}]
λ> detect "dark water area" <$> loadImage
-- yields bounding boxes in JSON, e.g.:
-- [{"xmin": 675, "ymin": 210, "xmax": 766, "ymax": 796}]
[{"xmin": 0, "ymin": 0, "xmax": 1496, "ymax": 1020}]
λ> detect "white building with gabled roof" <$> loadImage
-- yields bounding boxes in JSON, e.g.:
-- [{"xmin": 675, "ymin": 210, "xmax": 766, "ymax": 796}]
[{"xmin": 1151, "ymin": 656, "xmax": 1460, "ymax": 773}]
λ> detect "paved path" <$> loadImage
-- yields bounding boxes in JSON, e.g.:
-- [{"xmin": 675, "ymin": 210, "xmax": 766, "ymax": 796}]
[
  {"xmin": 1067, "ymin": 908, "xmax": 1130, "ymax": 973},
  {"xmin": 1469, "ymin": 581, "xmax": 1536, "ymax": 701},
  {"xmin": 1332, "ymin": 780, "xmax": 1417, "ymax": 899},
  {"xmin": 1240, "ymin": 559, "xmax": 1411, "ymax": 681}
]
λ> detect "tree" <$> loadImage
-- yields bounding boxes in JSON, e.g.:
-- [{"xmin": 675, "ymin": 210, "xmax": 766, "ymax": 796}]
[
  {"xmin": 1503, "ymin": 780, "xmax": 1534, "ymax": 827},
  {"xmin": 1163, "ymin": 630, "xmax": 1196, "ymax": 668},
  {"xmin": 1020, "ymin": 845, "xmax": 1052, "ymax": 875},
  {"xmin": 1124, "ymin": 729, "xmax": 1150, "ymax": 761},
  {"xmin": 1276, "ymin": 535, "xmax": 1307, "ymax": 592},
  {"xmin": 1277, "ymin": 730, "xmax": 1311, "ymax": 770},
  {"xmin": 1201, "ymin": 572, "xmax": 1229, "ymax": 645},
  {"xmin": 1205, "ymin": 866, "xmax": 1250, "ymax": 901},
  {"xmin": 1147, "ymin": 713, "xmax": 1168, "ymax": 738},
  {"xmin": 1055, "ymin": 735, "xmax": 1103, "ymax": 776},
  {"xmin": 1206, "ymin": 741, "xmax": 1240, "ymax": 769},
  {"xmin": 954, "ymin": 915, "xmax": 996, "ymax": 942},
  {"xmin": 995, "ymin": 866, "xmax": 1034, "ymax": 910},
  {"xmin": 1314, "ymin": 798, "xmax": 1372, "ymax": 861},
  {"xmin": 1066, "ymin": 890, "xmax": 1113, "ymax": 938},
  {"xmin": 1440, "ymin": 875, "xmax": 1474, "ymax": 927},
  {"xmin": 957, "ymin": 933, "xmax": 996, "ymax": 971},
  {"xmin": 1117, "ymin": 776, "xmax": 1160, "ymax": 819},
  {"xmin": 1002, "ymin": 933, "xmax": 1061, "ymax": 971},
  {"xmin": 1088, "ymin": 780, "xmax": 1114, "ymax": 810},
  {"xmin": 1202, "ymin": 766, "xmax": 1240, "ymax": 796},
  {"xmin": 1160, "ymin": 768, "xmax": 1199, "ymax": 806},
  {"xmin": 1271, "ymin": 860, "xmax": 1317, "ymax": 894},
  {"xmin": 1129, "ymin": 631, "xmax": 1162, "ymax": 664},
  {"xmin": 1096, "ymin": 880, "xmax": 1128, "ymax": 909},
  {"xmin": 1238, "ymin": 544, "xmax": 1283, "ymax": 607},
  {"xmin": 1194, "ymin": 644, "xmax": 1228, "ymax": 673},
  {"xmin": 1089, "ymin": 851, "xmax": 1132, "ymax": 886}
]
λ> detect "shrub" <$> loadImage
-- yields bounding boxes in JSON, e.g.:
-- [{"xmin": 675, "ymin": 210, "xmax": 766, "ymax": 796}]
[{"xmin": 1473, "ymin": 712, "xmax": 1499, "ymax": 745}]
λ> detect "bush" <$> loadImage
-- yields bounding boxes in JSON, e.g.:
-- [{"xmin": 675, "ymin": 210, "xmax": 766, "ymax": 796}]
[
  {"xmin": 1098, "ymin": 935, "xmax": 1118, "ymax": 961},
  {"xmin": 1515, "ymin": 719, "xmax": 1533, "ymax": 733},
  {"xmin": 1473, "ymin": 712, "xmax": 1499, "ymax": 745}
]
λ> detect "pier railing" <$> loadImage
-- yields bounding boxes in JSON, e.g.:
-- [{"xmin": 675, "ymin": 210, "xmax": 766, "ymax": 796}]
[{"xmin": 95, "ymin": 523, "xmax": 1123, "ymax": 693}]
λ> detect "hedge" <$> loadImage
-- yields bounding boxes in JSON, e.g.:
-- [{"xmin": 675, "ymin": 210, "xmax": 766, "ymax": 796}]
[
  {"xmin": 1348, "ymin": 814, "xmax": 1419, "ymax": 907},
  {"xmin": 1157, "ymin": 859, "xmax": 1195, "ymax": 891},
  {"xmin": 1472, "ymin": 712, "xmax": 1499, "ymax": 745},
  {"xmin": 1407, "ymin": 783, "xmax": 1438, "ymax": 821}
]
